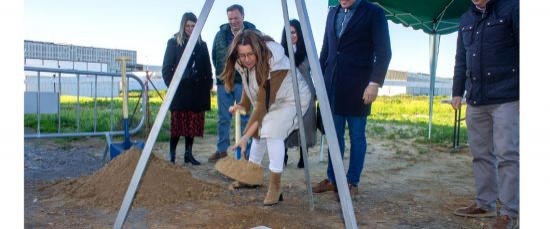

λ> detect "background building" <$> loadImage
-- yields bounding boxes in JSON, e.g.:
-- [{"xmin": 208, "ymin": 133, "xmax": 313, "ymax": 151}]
[
  {"xmin": 24, "ymin": 40, "xmax": 137, "ymax": 72},
  {"xmin": 24, "ymin": 40, "xmax": 452, "ymax": 97},
  {"xmin": 380, "ymin": 70, "xmax": 452, "ymax": 96}
]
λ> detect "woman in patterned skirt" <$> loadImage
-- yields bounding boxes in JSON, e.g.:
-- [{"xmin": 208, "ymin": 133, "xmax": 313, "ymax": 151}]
[{"xmin": 162, "ymin": 12, "xmax": 213, "ymax": 165}]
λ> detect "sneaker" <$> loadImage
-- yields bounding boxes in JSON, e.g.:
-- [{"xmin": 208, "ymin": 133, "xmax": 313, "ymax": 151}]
[
  {"xmin": 208, "ymin": 151, "xmax": 227, "ymax": 162},
  {"xmin": 490, "ymin": 215, "xmax": 518, "ymax": 229},
  {"xmin": 312, "ymin": 179, "xmax": 335, "ymax": 193},
  {"xmin": 454, "ymin": 203, "xmax": 496, "ymax": 218}
]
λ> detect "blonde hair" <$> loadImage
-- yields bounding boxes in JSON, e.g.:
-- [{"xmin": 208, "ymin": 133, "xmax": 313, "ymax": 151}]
[
  {"xmin": 222, "ymin": 30, "xmax": 274, "ymax": 92},
  {"xmin": 175, "ymin": 12, "xmax": 197, "ymax": 46}
]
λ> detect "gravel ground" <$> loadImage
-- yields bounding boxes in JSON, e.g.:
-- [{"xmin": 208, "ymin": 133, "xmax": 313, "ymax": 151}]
[{"xmin": 24, "ymin": 132, "xmax": 496, "ymax": 228}]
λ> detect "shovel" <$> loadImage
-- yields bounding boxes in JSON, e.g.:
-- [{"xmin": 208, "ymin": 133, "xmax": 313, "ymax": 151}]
[
  {"xmin": 109, "ymin": 57, "xmax": 145, "ymax": 159},
  {"xmin": 215, "ymin": 109, "xmax": 263, "ymax": 185}
]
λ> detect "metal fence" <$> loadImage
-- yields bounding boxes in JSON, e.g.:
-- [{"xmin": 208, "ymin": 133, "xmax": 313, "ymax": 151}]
[{"xmin": 24, "ymin": 67, "xmax": 146, "ymax": 139}]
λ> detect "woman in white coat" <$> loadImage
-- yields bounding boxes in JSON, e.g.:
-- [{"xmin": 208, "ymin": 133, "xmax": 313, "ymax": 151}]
[{"xmin": 222, "ymin": 30, "xmax": 311, "ymax": 206}]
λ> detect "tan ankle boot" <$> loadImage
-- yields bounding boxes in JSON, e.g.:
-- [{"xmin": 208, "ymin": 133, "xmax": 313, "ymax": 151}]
[{"xmin": 263, "ymin": 171, "xmax": 283, "ymax": 206}]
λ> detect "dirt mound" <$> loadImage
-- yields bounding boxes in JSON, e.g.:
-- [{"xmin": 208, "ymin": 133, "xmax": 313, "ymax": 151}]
[{"xmin": 42, "ymin": 147, "xmax": 224, "ymax": 209}]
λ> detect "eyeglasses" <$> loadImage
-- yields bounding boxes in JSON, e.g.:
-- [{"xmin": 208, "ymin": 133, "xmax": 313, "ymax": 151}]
[{"xmin": 238, "ymin": 53, "xmax": 255, "ymax": 60}]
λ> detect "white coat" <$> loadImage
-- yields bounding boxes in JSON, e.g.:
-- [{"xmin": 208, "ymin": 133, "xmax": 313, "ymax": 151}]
[{"xmin": 236, "ymin": 41, "xmax": 311, "ymax": 139}]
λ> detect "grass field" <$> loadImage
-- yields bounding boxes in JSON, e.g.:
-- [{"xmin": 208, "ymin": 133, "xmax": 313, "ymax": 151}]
[{"xmin": 24, "ymin": 91, "xmax": 467, "ymax": 145}]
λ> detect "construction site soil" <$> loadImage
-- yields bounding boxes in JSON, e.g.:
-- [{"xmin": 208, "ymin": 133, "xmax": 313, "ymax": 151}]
[{"xmin": 25, "ymin": 133, "xmax": 496, "ymax": 228}]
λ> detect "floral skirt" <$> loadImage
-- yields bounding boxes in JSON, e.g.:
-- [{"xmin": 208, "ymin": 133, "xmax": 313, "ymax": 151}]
[{"xmin": 170, "ymin": 110, "xmax": 205, "ymax": 137}]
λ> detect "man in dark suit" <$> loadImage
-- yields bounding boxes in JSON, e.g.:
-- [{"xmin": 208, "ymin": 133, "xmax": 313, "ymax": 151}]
[{"xmin": 312, "ymin": 0, "xmax": 391, "ymax": 197}]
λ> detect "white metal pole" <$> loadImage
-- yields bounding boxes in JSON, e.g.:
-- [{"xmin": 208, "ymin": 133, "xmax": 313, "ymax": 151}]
[
  {"xmin": 281, "ymin": 0, "xmax": 314, "ymax": 210},
  {"xmin": 428, "ymin": 34, "xmax": 440, "ymax": 140}
]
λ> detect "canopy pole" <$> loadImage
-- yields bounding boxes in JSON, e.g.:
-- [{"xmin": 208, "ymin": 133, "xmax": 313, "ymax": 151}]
[
  {"xmin": 428, "ymin": 33, "xmax": 440, "ymax": 140},
  {"xmin": 112, "ymin": 1, "xmax": 215, "ymax": 228}
]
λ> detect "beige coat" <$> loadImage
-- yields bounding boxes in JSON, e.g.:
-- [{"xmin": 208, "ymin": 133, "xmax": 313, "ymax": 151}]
[{"xmin": 236, "ymin": 41, "xmax": 311, "ymax": 139}]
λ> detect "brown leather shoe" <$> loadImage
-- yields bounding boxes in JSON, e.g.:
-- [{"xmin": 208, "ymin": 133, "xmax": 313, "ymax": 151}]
[
  {"xmin": 312, "ymin": 179, "xmax": 335, "ymax": 193},
  {"xmin": 453, "ymin": 203, "xmax": 496, "ymax": 218},
  {"xmin": 348, "ymin": 184, "xmax": 358, "ymax": 197},
  {"xmin": 490, "ymin": 215, "xmax": 518, "ymax": 229},
  {"xmin": 208, "ymin": 151, "xmax": 227, "ymax": 162},
  {"xmin": 335, "ymin": 183, "xmax": 358, "ymax": 201}
]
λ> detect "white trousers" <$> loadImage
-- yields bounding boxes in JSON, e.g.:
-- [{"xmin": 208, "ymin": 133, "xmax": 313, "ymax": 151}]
[{"xmin": 248, "ymin": 138, "xmax": 285, "ymax": 173}]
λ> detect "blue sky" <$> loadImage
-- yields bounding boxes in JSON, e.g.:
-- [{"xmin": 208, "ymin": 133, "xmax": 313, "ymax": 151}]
[{"xmin": 25, "ymin": 0, "xmax": 458, "ymax": 78}]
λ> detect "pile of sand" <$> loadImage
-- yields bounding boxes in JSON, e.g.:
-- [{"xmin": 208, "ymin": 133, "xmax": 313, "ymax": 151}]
[{"xmin": 43, "ymin": 148, "xmax": 224, "ymax": 209}]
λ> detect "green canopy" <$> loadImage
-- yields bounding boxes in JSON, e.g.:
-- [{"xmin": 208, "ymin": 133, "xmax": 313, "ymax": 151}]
[
  {"xmin": 328, "ymin": 0, "xmax": 470, "ymax": 35},
  {"xmin": 327, "ymin": 0, "xmax": 472, "ymax": 139}
]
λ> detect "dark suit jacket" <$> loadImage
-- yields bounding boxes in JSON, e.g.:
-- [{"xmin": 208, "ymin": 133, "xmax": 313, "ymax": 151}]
[{"xmin": 320, "ymin": 0, "xmax": 392, "ymax": 116}]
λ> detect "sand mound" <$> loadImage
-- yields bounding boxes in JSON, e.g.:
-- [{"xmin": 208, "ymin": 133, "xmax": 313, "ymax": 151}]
[{"xmin": 43, "ymin": 147, "xmax": 224, "ymax": 209}]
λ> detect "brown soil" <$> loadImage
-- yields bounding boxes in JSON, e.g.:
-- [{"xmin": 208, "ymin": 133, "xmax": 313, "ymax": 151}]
[
  {"xmin": 41, "ymin": 148, "xmax": 223, "ymax": 209},
  {"xmin": 24, "ymin": 131, "xmax": 495, "ymax": 228}
]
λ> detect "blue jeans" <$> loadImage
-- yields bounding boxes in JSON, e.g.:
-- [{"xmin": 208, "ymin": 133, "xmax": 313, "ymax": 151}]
[
  {"xmin": 326, "ymin": 114, "xmax": 367, "ymax": 187},
  {"xmin": 216, "ymin": 83, "xmax": 250, "ymax": 153}
]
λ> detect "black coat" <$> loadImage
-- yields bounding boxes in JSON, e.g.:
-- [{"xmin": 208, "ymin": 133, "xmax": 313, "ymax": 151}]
[
  {"xmin": 320, "ymin": 0, "xmax": 392, "ymax": 116},
  {"xmin": 162, "ymin": 37, "xmax": 213, "ymax": 111},
  {"xmin": 452, "ymin": 0, "xmax": 519, "ymax": 106}
]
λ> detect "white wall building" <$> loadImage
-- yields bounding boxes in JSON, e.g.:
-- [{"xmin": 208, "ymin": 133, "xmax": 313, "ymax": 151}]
[{"xmin": 24, "ymin": 40, "xmax": 137, "ymax": 72}]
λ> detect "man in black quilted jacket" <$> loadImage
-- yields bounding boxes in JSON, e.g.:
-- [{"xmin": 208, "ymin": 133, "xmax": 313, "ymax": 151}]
[{"xmin": 451, "ymin": 0, "xmax": 519, "ymax": 228}]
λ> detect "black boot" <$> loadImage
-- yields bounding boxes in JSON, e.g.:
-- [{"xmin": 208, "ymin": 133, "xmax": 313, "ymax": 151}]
[
  {"xmin": 184, "ymin": 137, "xmax": 200, "ymax": 165},
  {"xmin": 184, "ymin": 149, "xmax": 201, "ymax": 165},
  {"xmin": 284, "ymin": 148, "xmax": 289, "ymax": 167},
  {"xmin": 169, "ymin": 151, "xmax": 176, "ymax": 164},
  {"xmin": 297, "ymin": 148, "xmax": 304, "ymax": 169},
  {"xmin": 169, "ymin": 136, "xmax": 179, "ymax": 164}
]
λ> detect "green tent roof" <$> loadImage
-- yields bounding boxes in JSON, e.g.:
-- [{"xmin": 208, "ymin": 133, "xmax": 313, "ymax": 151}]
[{"xmin": 328, "ymin": 0, "xmax": 471, "ymax": 35}]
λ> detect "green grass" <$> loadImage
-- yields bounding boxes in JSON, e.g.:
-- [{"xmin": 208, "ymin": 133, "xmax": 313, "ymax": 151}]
[
  {"xmin": 24, "ymin": 90, "xmax": 219, "ymax": 142},
  {"xmin": 367, "ymin": 95, "xmax": 467, "ymax": 144},
  {"xmin": 24, "ymin": 92, "xmax": 467, "ymax": 145}
]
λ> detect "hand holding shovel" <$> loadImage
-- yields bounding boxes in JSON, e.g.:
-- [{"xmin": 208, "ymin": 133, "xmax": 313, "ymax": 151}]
[
  {"xmin": 215, "ymin": 105, "xmax": 263, "ymax": 186},
  {"xmin": 229, "ymin": 105, "xmax": 246, "ymax": 159}
]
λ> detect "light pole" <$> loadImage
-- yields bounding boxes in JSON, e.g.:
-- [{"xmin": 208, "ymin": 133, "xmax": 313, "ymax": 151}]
[
  {"xmin": 53, "ymin": 74, "xmax": 56, "ymax": 93},
  {"xmin": 145, "ymin": 69, "xmax": 151, "ymax": 132}
]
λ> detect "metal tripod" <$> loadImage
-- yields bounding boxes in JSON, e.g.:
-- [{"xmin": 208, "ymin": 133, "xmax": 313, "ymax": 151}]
[{"xmin": 113, "ymin": 1, "xmax": 357, "ymax": 228}]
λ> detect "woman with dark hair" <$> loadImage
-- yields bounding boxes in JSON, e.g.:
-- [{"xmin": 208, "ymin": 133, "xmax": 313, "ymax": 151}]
[
  {"xmin": 162, "ymin": 12, "xmax": 213, "ymax": 165},
  {"xmin": 280, "ymin": 19, "xmax": 317, "ymax": 169},
  {"xmin": 224, "ymin": 30, "xmax": 311, "ymax": 206}
]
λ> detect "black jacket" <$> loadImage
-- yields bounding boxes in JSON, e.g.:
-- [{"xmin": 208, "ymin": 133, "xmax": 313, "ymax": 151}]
[
  {"xmin": 452, "ymin": 0, "xmax": 519, "ymax": 106},
  {"xmin": 320, "ymin": 0, "xmax": 392, "ymax": 116},
  {"xmin": 162, "ymin": 37, "xmax": 213, "ymax": 111}
]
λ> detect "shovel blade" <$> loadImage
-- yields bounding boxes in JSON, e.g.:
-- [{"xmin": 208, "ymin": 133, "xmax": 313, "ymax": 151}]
[
  {"xmin": 215, "ymin": 157, "xmax": 264, "ymax": 185},
  {"xmin": 110, "ymin": 141, "xmax": 144, "ymax": 160}
]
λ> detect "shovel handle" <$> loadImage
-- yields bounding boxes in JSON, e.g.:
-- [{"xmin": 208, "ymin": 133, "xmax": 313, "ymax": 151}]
[
  {"xmin": 116, "ymin": 57, "xmax": 130, "ymax": 119},
  {"xmin": 234, "ymin": 106, "xmax": 245, "ymax": 159},
  {"xmin": 235, "ymin": 108, "xmax": 241, "ymax": 140}
]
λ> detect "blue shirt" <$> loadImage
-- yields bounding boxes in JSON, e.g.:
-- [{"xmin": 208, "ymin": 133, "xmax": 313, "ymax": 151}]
[{"xmin": 335, "ymin": 0, "xmax": 362, "ymax": 38}]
